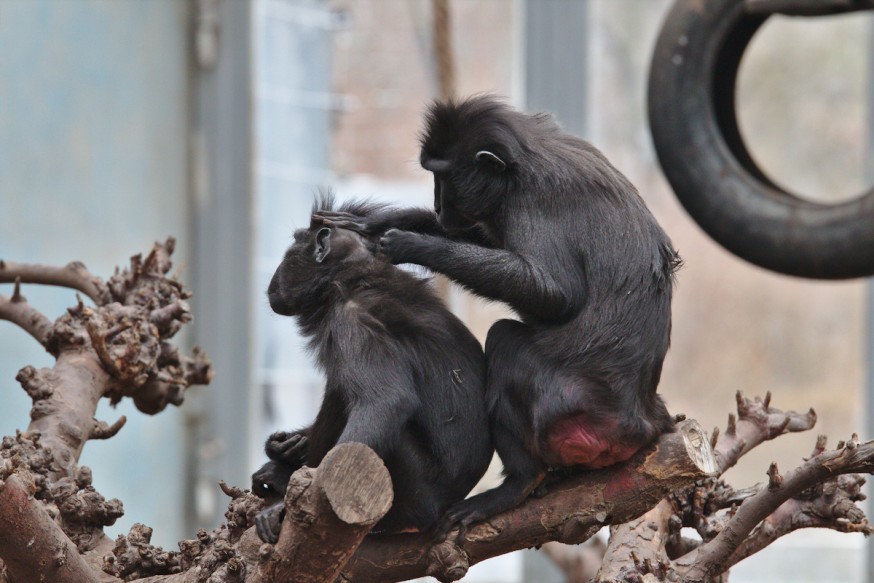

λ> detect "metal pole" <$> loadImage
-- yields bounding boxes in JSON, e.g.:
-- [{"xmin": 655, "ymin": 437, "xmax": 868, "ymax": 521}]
[
  {"xmin": 524, "ymin": 0, "xmax": 588, "ymax": 136},
  {"xmin": 187, "ymin": 0, "xmax": 254, "ymax": 531},
  {"xmin": 865, "ymin": 12, "xmax": 874, "ymax": 583},
  {"xmin": 521, "ymin": 1, "xmax": 589, "ymax": 580}
]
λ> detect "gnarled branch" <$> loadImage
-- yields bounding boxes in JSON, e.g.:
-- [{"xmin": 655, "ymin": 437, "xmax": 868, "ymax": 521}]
[
  {"xmin": 0, "ymin": 260, "xmax": 110, "ymax": 305},
  {"xmin": 341, "ymin": 419, "xmax": 717, "ymax": 582},
  {"xmin": 0, "ymin": 473, "xmax": 100, "ymax": 583},
  {"xmin": 0, "ymin": 291, "xmax": 53, "ymax": 347},
  {"xmin": 675, "ymin": 435, "xmax": 874, "ymax": 581}
]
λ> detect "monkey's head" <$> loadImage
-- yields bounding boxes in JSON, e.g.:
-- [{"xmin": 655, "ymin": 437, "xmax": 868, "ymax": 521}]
[
  {"xmin": 420, "ymin": 96, "xmax": 526, "ymax": 233},
  {"xmin": 268, "ymin": 199, "xmax": 375, "ymax": 317}
]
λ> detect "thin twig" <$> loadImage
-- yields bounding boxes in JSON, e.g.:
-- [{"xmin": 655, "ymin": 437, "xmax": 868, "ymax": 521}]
[
  {"xmin": 675, "ymin": 439, "xmax": 874, "ymax": 580},
  {"xmin": 714, "ymin": 391, "xmax": 816, "ymax": 473}
]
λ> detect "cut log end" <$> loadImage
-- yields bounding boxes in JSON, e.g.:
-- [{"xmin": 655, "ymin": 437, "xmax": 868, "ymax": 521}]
[
  {"xmin": 318, "ymin": 442, "xmax": 393, "ymax": 526},
  {"xmin": 679, "ymin": 419, "xmax": 719, "ymax": 476}
]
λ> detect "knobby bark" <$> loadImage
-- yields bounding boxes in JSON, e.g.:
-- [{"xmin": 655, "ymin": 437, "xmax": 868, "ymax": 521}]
[
  {"xmin": 593, "ymin": 393, "xmax": 871, "ymax": 583},
  {"xmin": 1, "ymin": 243, "xmax": 872, "ymax": 583}
]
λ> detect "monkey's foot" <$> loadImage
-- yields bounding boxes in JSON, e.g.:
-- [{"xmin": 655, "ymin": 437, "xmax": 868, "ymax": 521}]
[
  {"xmin": 434, "ymin": 498, "xmax": 487, "ymax": 542},
  {"xmin": 255, "ymin": 502, "xmax": 285, "ymax": 544}
]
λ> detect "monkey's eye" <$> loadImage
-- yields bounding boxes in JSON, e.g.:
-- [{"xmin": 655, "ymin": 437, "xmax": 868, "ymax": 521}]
[{"xmin": 475, "ymin": 150, "xmax": 507, "ymax": 173}]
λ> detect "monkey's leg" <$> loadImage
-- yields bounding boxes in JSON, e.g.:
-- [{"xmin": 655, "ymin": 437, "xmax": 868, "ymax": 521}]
[
  {"xmin": 374, "ymin": 440, "xmax": 446, "ymax": 533},
  {"xmin": 335, "ymin": 394, "xmax": 417, "ymax": 460},
  {"xmin": 434, "ymin": 319, "xmax": 547, "ymax": 538},
  {"xmin": 434, "ymin": 423, "xmax": 545, "ymax": 539}
]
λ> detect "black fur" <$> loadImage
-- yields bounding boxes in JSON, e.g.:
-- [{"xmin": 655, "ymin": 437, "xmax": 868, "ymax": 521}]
[
  {"xmin": 315, "ymin": 96, "xmax": 680, "ymax": 535},
  {"xmin": 251, "ymin": 195, "xmax": 493, "ymax": 543}
]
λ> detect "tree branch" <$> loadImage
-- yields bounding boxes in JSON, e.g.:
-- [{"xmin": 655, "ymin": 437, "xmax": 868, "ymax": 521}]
[
  {"xmin": 675, "ymin": 435, "xmax": 874, "ymax": 581},
  {"xmin": 0, "ymin": 289, "xmax": 53, "ymax": 347},
  {"xmin": 596, "ymin": 393, "xmax": 821, "ymax": 583},
  {"xmin": 714, "ymin": 391, "xmax": 816, "ymax": 473},
  {"xmin": 0, "ymin": 260, "xmax": 110, "ymax": 305},
  {"xmin": 0, "ymin": 473, "xmax": 103, "ymax": 583},
  {"xmin": 726, "ymin": 473, "xmax": 871, "ymax": 567},
  {"xmin": 252, "ymin": 444, "xmax": 394, "ymax": 583},
  {"xmin": 341, "ymin": 419, "xmax": 717, "ymax": 582},
  {"xmin": 0, "ymin": 239, "xmax": 213, "ymax": 580}
]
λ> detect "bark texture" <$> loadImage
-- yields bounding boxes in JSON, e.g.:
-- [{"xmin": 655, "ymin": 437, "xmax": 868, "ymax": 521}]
[{"xmin": 2, "ymin": 244, "xmax": 872, "ymax": 583}]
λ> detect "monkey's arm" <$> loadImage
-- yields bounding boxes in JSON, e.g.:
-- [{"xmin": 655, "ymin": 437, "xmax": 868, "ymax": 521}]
[{"xmin": 381, "ymin": 230, "xmax": 578, "ymax": 321}]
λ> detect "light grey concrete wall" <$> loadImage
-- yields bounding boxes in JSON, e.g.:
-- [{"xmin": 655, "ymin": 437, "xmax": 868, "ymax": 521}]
[{"xmin": 0, "ymin": 0, "xmax": 190, "ymax": 547}]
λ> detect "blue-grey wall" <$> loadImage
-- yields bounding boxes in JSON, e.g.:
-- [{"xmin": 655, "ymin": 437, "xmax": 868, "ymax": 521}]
[{"xmin": 0, "ymin": 0, "xmax": 190, "ymax": 548}]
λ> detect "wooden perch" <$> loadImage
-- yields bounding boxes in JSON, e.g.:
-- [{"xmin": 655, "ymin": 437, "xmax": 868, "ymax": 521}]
[
  {"xmin": 340, "ymin": 419, "xmax": 717, "ymax": 582},
  {"xmin": 254, "ymin": 443, "xmax": 394, "ymax": 583},
  {"xmin": 4, "ymin": 241, "xmax": 874, "ymax": 583}
]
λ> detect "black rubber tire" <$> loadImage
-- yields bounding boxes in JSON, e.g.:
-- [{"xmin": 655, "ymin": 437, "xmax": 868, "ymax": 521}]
[{"xmin": 648, "ymin": 0, "xmax": 874, "ymax": 279}]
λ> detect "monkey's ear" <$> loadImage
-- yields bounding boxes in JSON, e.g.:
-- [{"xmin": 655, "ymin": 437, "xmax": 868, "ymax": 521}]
[
  {"xmin": 475, "ymin": 150, "xmax": 507, "ymax": 173},
  {"xmin": 314, "ymin": 227, "xmax": 332, "ymax": 263}
]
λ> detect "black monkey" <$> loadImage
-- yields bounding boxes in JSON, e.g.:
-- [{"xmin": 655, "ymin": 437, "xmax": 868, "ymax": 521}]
[
  {"xmin": 251, "ymin": 197, "xmax": 493, "ymax": 543},
  {"xmin": 316, "ymin": 96, "xmax": 680, "ymax": 534}
]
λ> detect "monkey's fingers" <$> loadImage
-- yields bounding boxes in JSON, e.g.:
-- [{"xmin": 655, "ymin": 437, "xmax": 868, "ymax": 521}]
[
  {"xmin": 265, "ymin": 432, "xmax": 301, "ymax": 458},
  {"xmin": 266, "ymin": 430, "xmax": 292, "ymax": 446},
  {"xmin": 277, "ymin": 435, "xmax": 308, "ymax": 460},
  {"xmin": 312, "ymin": 211, "xmax": 372, "ymax": 235},
  {"xmin": 378, "ymin": 229, "xmax": 420, "ymax": 264}
]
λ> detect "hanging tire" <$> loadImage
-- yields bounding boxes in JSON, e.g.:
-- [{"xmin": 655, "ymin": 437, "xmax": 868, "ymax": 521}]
[{"xmin": 648, "ymin": 0, "xmax": 874, "ymax": 279}]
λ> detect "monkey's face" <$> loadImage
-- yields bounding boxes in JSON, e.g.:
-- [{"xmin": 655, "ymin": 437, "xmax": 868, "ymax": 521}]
[
  {"xmin": 267, "ymin": 226, "xmax": 372, "ymax": 316},
  {"xmin": 423, "ymin": 149, "xmax": 510, "ymax": 234},
  {"xmin": 420, "ymin": 97, "xmax": 523, "ymax": 233}
]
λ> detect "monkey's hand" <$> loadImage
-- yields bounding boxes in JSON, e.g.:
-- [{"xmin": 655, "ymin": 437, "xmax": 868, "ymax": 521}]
[
  {"xmin": 312, "ymin": 210, "xmax": 377, "ymax": 235},
  {"xmin": 265, "ymin": 430, "xmax": 309, "ymax": 465},
  {"xmin": 255, "ymin": 502, "xmax": 285, "ymax": 544},
  {"xmin": 379, "ymin": 229, "xmax": 430, "ymax": 264}
]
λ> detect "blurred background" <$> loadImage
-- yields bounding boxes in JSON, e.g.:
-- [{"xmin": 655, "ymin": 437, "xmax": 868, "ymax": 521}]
[{"xmin": 0, "ymin": 1, "xmax": 872, "ymax": 581}]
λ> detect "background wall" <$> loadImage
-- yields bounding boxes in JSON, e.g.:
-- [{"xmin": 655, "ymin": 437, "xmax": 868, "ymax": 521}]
[{"xmin": 0, "ymin": 0, "xmax": 190, "ymax": 547}]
